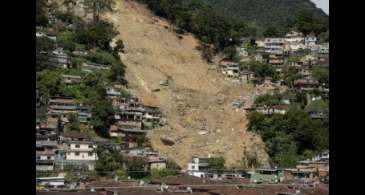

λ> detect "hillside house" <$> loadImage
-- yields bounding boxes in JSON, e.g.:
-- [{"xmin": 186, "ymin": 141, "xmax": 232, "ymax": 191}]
[
  {"xmin": 146, "ymin": 152, "xmax": 167, "ymax": 170},
  {"xmin": 220, "ymin": 61, "xmax": 240, "ymax": 78},
  {"xmin": 264, "ymin": 38, "xmax": 285, "ymax": 54},
  {"xmin": 114, "ymin": 110, "xmax": 143, "ymax": 129},
  {"xmin": 81, "ymin": 62, "xmax": 110, "ymax": 72},
  {"xmin": 255, "ymin": 104, "xmax": 289, "ymax": 115},
  {"xmin": 36, "ymin": 177, "xmax": 65, "ymax": 189},
  {"xmin": 72, "ymin": 50, "xmax": 88, "ymax": 57},
  {"xmin": 142, "ymin": 105, "xmax": 162, "ymax": 129},
  {"xmin": 109, "ymin": 124, "xmax": 147, "ymax": 149},
  {"xmin": 187, "ymin": 156, "xmax": 211, "ymax": 178},
  {"xmin": 271, "ymin": 104, "xmax": 290, "ymax": 115},
  {"xmin": 44, "ymin": 113, "xmax": 60, "ymax": 131},
  {"xmin": 254, "ymin": 53, "xmax": 264, "ymax": 63},
  {"xmin": 249, "ymin": 168, "xmax": 284, "ymax": 183},
  {"xmin": 268, "ymin": 53, "xmax": 285, "ymax": 65},
  {"xmin": 317, "ymin": 54, "xmax": 329, "ymax": 66},
  {"xmin": 300, "ymin": 55, "xmax": 317, "ymax": 67},
  {"xmin": 240, "ymin": 70, "xmax": 255, "ymax": 83},
  {"xmin": 37, "ymin": 127, "xmax": 58, "ymax": 141},
  {"xmin": 312, "ymin": 150, "xmax": 329, "ymax": 162},
  {"xmin": 288, "ymin": 42, "xmax": 306, "ymax": 53},
  {"xmin": 285, "ymin": 31, "xmax": 304, "ymax": 43},
  {"xmin": 308, "ymin": 110, "xmax": 326, "ymax": 120},
  {"xmin": 296, "ymin": 159, "xmax": 328, "ymax": 180},
  {"xmin": 317, "ymin": 43, "xmax": 329, "ymax": 55},
  {"xmin": 36, "ymin": 140, "xmax": 58, "ymax": 171},
  {"xmin": 62, "ymin": 74, "xmax": 82, "ymax": 84},
  {"xmin": 47, "ymin": 48, "xmax": 69, "ymax": 68},
  {"xmin": 57, "ymin": 132, "xmax": 98, "ymax": 171},
  {"xmin": 77, "ymin": 105, "xmax": 92, "ymax": 124},
  {"xmin": 106, "ymin": 86, "xmax": 121, "ymax": 97},
  {"xmin": 48, "ymin": 97, "xmax": 78, "ymax": 115},
  {"xmin": 305, "ymin": 35, "xmax": 317, "ymax": 48},
  {"xmin": 293, "ymin": 78, "xmax": 319, "ymax": 91}
]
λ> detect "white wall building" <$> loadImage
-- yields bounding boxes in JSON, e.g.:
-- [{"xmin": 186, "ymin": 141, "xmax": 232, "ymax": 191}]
[
  {"xmin": 64, "ymin": 141, "xmax": 98, "ymax": 161},
  {"xmin": 187, "ymin": 156, "xmax": 210, "ymax": 178},
  {"xmin": 285, "ymin": 31, "xmax": 304, "ymax": 43},
  {"xmin": 305, "ymin": 36, "xmax": 317, "ymax": 47},
  {"xmin": 57, "ymin": 133, "xmax": 98, "ymax": 170},
  {"xmin": 264, "ymin": 38, "xmax": 285, "ymax": 54}
]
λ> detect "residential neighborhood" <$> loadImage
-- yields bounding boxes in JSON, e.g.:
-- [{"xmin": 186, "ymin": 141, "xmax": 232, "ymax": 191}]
[{"xmin": 36, "ymin": 0, "xmax": 329, "ymax": 194}]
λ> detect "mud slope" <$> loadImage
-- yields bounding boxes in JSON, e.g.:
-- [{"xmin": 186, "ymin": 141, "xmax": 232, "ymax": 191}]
[{"xmin": 104, "ymin": 0, "xmax": 269, "ymax": 168}]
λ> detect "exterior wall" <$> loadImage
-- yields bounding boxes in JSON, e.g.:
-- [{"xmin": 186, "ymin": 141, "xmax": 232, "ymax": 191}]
[
  {"xmin": 69, "ymin": 143, "xmax": 95, "ymax": 150},
  {"xmin": 273, "ymin": 109, "xmax": 287, "ymax": 115},
  {"xmin": 37, "ymin": 155, "xmax": 55, "ymax": 160},
  {"xmin": 36, "ymin": 165, "xmax": 54, "ymax": 171},
  {"xmin": 110, "ymin": 132, "xmax": 124, "ymax": 137},
  {"xmin": 188, "ymin": 171, "xmax": 206, "ymax": 178},
  {"xmin": 66, "ymin": 151, "xmax": 97, "ymax": 161},
  {"xmin": 150, "ymin": 162, "xmax": 166, "ymax": 170},
  {"xmin": 38, "ymin": 181, "xmax": 65, "ymax": 187}
]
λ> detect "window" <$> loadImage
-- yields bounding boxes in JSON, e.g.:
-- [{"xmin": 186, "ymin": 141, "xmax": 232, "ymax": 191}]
[
  {"xmin": 88, "ymin": 145, "xmax": 93, "ymax": 148},
  {"xmin": 47, "ymin": 156, "xmax": 51, "ymax": 160},
  {"xmin": 37, "ymin": 156, "xmax": 41, "ymax": 160},
  {"xmin": 75, "ymin": 152, "xmax": 80, "ymax": 156},
  {"xmin": 75, "ymin": 144, "xmax": 80, "ymax": 148},
  {"xmin": 88, "ymin": 152, "xmax": 93, "ymax": 156}
]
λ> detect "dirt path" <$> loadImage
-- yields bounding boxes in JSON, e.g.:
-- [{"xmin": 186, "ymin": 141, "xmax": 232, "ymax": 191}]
[{"xmin": 104, "ymin": 0, "xmax": 269, "ymax": 168}]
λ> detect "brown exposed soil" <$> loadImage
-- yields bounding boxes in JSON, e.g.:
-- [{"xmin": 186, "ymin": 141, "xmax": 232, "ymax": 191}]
[{"xmin": 104, "ymin": 0, "xmax": 270, "ymax": 168}]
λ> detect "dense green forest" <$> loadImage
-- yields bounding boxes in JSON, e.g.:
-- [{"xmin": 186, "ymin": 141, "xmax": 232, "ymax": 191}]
[
  {"xmin": 204, "ymin": 0, "xmax": 329, "ymax": 36},
  {"xmin": 135, "ymin": 0, "xmax": 255, "ymax": 60},
  {"xmin": 248, "ymin": 91, "xmax": 329, "ymax": 167}
]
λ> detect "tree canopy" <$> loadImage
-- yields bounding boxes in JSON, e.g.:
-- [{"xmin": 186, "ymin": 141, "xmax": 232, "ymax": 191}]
[{"xmin": 248, "ymin": 104, "xmax": 329, "ymax": 167}]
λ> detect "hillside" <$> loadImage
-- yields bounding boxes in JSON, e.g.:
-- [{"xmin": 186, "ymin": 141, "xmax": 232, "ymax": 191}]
[
  {"xmin": 103, "ymin": 0, "xmax": 271, "ymax": 168},
  {"xmin": 204, "ymin": 0, "xmax": 328, "ymax": 34}
]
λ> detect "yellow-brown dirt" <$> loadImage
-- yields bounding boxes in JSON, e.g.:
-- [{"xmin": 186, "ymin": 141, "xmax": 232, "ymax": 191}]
[{"xmin": 104, "ymin": 0, "xmax": 270, "ymax": 168}]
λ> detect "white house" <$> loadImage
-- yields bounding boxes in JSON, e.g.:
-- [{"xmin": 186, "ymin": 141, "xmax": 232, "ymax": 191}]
[
  {"xmin": 220, "ymin": 61, "xmax": 240, "ymax": 78},
  {"xmin": 106, "ymin": 86, "xmax": 121, "ymax": 97},
  {"xmin": 285, "ymin": 31, "xmax": 304, "ymax": 43},
  {"xmin": 48, "ymin": 48, "xmax": 69, "ymax": 68},
  {"xmin": 64, "ymin": 141, "xmax": 97, "ymax": 161},
  {"xmin": 318, "ymin": 43, "xmax": 329, "ymax": 54},
  {"xmin": 57, "ymin": 132, "xmax": 98, "ymax": 170},
  {"xmin": 186, "ymin": 156, "xmax": 210, "ymax": 178},
  {"xmin": 264, "ymin": 38, "xmax": 285, "ymax": 54},
  {"xmin": 305, "ymin": 36, "xmax": 317, "ymax": 47},
  {"xmin": 312, "ymin": 150, "xmax": 329, "ymax": 162},
  {"xmin": 37, "ymin": 177, "xmax": 65, "ymax": 188}
]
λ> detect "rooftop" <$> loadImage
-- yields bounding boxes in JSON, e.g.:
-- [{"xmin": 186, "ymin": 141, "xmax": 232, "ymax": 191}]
[{"xmin": 61, "ymin": 132, "xmax": 90, "ymax": 140}]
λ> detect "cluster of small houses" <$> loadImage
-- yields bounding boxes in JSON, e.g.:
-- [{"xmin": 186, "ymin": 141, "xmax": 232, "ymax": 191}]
[
  {"xmin": 37, "ymin": 29, "xmax": 112, "ymax": 72},
  {"xmin": 36, "ymin": 81, "xmax": 167, "ymax": 172},
  {"xmin": 36, "ymin": 21, "xmax": 171, "ymax": 192},
  {"xmin": 185, "ymin": 150, "xmax": 329, "ymax": 184},
  {"xmin": 220, "ymin": 31, "xmax": 329, "ymax": 87},
  {"xmin": 37, "ymin": 151, "xmax": 328, "ymax": 193},
  {"xmin": 218, "ymin": 31, "xmax": 329, "ymax": 118}
]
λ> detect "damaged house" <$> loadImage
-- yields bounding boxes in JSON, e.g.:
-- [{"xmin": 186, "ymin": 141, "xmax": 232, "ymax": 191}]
[{"xmin": 220, "ymin": 61, "xmax": 240, "ymax": 78}]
